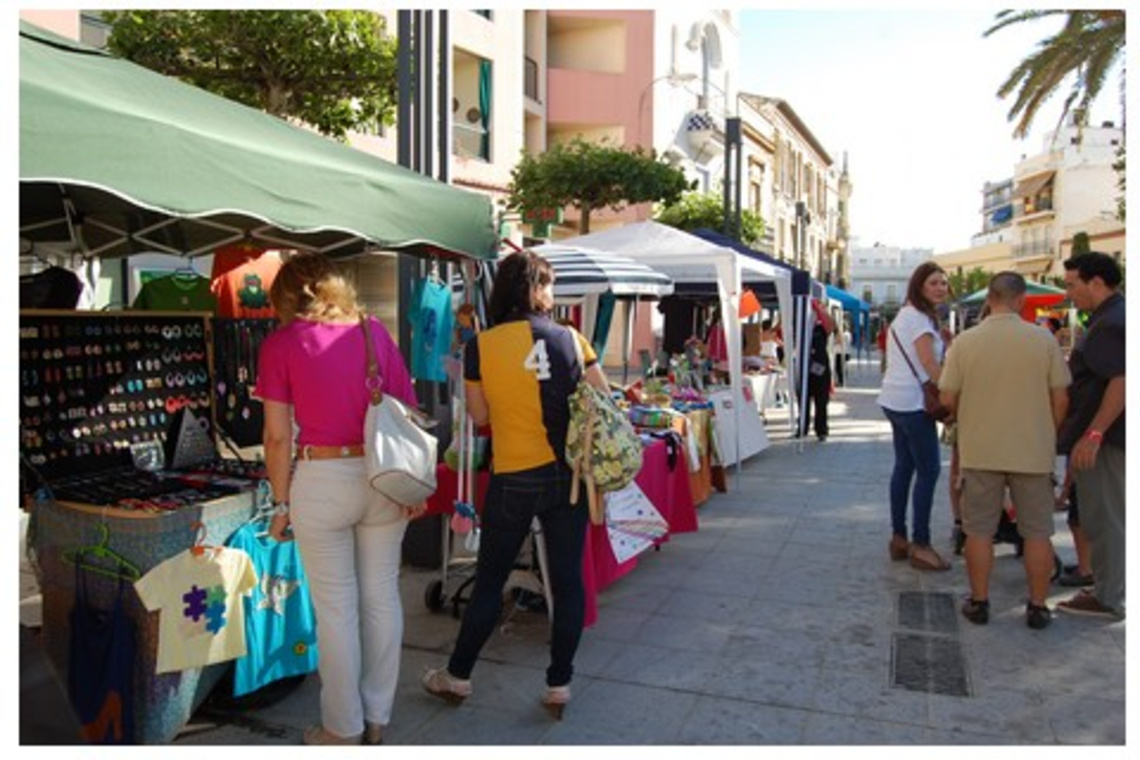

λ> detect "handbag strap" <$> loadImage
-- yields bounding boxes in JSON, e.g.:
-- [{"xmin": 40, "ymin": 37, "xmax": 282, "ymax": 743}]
[
  {"xmin": 889, "ymin": 327, "xmax": 925, "ymax": 383},
  {"xmin": 359, "ymin": 314, "xmax": 384, "ymax": 406}
]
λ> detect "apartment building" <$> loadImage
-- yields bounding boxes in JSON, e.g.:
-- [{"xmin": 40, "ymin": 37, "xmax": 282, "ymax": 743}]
[
  {"xmin": 848, "ymin": 243, "xmax": 934, "ymax": 315},
  {"xmin": 736, "ymin": 94, "xmax": 846, "ymax": 287},
  {"xmin": 938, "ymin": 112, "xmax": 1125, "ymax": 280}
]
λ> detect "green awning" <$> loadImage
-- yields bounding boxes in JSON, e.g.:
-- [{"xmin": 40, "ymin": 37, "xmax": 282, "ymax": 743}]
[{"xmin": 19, "ymin": 21, "xmax": 497, "ymax": 261}]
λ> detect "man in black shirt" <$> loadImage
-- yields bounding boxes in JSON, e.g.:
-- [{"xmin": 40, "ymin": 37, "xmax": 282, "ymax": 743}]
[{"xmin": 1055, "ymin": 253, "xmax": 1126, "ymax": 620}]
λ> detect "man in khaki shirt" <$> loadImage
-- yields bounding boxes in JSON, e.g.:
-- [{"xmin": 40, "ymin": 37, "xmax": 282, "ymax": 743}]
[{"xmin": 940, "ymin": 272, "xmax": 1070, "ymax": 629}]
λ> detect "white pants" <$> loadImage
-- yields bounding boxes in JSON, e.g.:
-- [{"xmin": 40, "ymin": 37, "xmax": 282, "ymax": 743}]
[{"xmin": 290, "ymin": 458, "xmax": 408, "ymax": 737}]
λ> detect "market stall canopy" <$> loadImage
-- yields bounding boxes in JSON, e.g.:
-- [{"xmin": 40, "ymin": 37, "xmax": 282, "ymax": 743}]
[
  {"xmin": 19, "ymin": 21, "xmax": 497, "ymax": 261},
  {"xmin": 957, "ymin": 280, "xmax": 1066, "ymax": 322},
  {"xmin": 690, "ymin": 228, "xmax": 822, "ymax": 299},
  {"xmin": 530, "ymin": 243, "xmax": 675, "ymax": 299},
  {"xmin": 825, "ymin": 284, "xmax": 870, "ymax": 346},
  {"xmin": 555, "ymin": 221, "xmax": 799, "ymax": 463}
]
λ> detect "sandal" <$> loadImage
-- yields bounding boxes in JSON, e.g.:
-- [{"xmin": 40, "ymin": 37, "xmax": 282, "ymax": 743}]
[
  {"xmin": 909, "ymin": 543, "xmax": 951, "ymax": 572},
  {"xmin": 889, "ymin": 534, "xmax": 910, "ymax": 562},
  {"xmin": 542, "ymin": 685, "xmax": 571, "ymax": 721},
  {"xmin": 302, "ymin": 725, "xmax": 363, "ymax": 745},
  {"xmin": 422, "ymin": 667, "xmax": 472, "ymax": 705}
]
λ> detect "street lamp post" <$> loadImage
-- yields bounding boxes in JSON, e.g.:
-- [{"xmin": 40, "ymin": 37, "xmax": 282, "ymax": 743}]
[{"xmin": 637, "ymin": 72, "xmax": 698, "ymax": 150}]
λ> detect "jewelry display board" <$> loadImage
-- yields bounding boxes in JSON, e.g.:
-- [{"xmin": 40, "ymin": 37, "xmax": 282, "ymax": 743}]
[
  {"xmin": 16, "ymin": 310, "xmax": 268, "ymax": 514},
  {"xmin": 212, "ymin": 318, "xmax": 277, "ymax": 448}
]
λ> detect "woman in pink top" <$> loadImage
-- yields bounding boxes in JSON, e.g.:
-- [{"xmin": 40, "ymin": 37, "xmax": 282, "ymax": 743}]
[{"xmin": 255, "ymin": 252, "xmax": 418, "ymax": 745}]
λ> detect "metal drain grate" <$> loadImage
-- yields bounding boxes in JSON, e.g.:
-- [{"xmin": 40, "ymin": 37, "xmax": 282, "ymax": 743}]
[
  {"xmin": 897, "ymin": 591, "xmax": 959, "ymax": 634},
  {"xmin": 891, "ymin": 633, "xmax": 970, "ymax": 696}
]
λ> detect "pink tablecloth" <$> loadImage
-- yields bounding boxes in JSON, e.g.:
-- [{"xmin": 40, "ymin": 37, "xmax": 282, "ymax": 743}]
[{"xmin": 424, "ymin": 437, "xmax": 698, "ymax": 626}]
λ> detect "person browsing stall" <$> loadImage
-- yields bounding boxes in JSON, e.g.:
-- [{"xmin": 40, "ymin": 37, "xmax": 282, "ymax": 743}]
[
  {"xmin": 256, "ymin": 251, "xmax": 419, "ymax": 745},
  {"xmin": 939, "ymin": 272, "xmax": 1070, "ymax": 629},
  {"xmin": 878, "ymin": 261, "xmax": 953, "ymax": 572},
  {"xmin": 422, "ymin": 249, "xmax": 611, "ymax": 720}
]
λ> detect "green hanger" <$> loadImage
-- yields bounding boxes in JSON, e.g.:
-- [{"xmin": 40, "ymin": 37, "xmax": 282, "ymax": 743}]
[{"xmin": 63, "ymin": 523, "xmax": 142, "ymax": 582}]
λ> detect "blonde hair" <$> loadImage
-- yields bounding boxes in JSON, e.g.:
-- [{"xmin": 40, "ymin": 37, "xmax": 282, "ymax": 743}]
[{"xmin": 269, "ymin": 251, "xmax": 361, "ymax": 324}]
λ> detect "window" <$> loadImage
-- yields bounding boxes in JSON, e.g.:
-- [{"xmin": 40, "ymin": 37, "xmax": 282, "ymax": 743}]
[{"xmin": 453, "ymin": 54, "xmax": 492, "ymax": 161}]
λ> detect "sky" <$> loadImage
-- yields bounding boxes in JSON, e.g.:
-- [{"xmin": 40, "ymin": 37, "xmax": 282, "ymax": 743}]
[{"xmin": 736, "ymin": 7, "xmax": 1124, "ymax": 254}]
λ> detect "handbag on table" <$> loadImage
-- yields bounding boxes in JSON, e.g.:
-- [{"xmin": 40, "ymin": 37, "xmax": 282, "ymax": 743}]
[
  {"xmin": 360, "ymin": 315, "xmax": 439, "ymax": 507},
  {"xmin": 890, "ymin": 328, "xmax": 953, "ymax": 422}
]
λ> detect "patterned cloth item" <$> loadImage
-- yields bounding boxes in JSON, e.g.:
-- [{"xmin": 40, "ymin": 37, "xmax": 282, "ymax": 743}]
[{"xmin": 565, "ymin": 381, "xmax": 644, "ymax": 525}]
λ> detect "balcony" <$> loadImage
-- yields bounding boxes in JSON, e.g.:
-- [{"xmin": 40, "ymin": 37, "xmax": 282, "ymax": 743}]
[{"xmin": 1012, "ymin": 239, "xmax": 1054, "ymax": 259}]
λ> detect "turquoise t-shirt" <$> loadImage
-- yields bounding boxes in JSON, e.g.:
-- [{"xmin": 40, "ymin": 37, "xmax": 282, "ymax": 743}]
[
  {"xmin": 408, "ymin": 278, "xmax": 454, "ymax": 382},
  {"xmin": 226, "ymin": 522, "xmax": 319, "ymax": 697}
]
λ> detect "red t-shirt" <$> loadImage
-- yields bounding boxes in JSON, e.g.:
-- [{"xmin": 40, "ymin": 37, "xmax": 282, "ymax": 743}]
[{"xmin": 210, "ymin": 246, "xmax": 282, "ymax": 318}]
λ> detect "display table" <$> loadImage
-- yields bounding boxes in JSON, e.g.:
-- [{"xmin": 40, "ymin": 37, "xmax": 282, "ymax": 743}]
[
  {"xmin": 30, "ymin": 490, "xmax": 258, "ymax": 744},
  {"xmin": 423, "ymin": 436, "xmax": 698, "ymax": 626}
]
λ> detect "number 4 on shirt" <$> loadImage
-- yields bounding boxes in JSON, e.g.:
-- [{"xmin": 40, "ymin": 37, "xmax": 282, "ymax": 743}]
[{"xmin": 523, "ymin": 339, "xmax": 552, "ymax": 380}]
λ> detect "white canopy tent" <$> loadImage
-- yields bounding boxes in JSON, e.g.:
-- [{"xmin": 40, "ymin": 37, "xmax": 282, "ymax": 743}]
[{"xmin": 553, "ymin": 221, "xmax": 794, "ymax": 468}]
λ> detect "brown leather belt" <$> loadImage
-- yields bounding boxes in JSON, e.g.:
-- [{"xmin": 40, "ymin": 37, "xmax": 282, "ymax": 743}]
[{"xmin": 297, "ymin": 444, "xmax": 365, "ymax": 461}]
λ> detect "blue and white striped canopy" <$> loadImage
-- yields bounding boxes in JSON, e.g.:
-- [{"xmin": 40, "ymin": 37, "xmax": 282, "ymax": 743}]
[{"xmin": 531, "ymin": 243, "xmax": 674, "ymax": 299}]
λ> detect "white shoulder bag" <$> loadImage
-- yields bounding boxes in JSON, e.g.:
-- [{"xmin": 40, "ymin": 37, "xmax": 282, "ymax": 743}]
[{"xmin": 361, "ymin": 315, "xmax": 438, "ymax": 506}]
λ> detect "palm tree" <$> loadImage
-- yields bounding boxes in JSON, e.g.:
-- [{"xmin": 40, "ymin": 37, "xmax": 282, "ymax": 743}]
[{"xmin": 984, "ymin": 9, "xmax": 1125, "ymax": 139}]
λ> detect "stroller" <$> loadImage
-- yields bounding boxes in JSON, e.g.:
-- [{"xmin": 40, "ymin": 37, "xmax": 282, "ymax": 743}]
[{"xmin": 957, "ymin": 502, "xmax": 1063, "ymax": 581}]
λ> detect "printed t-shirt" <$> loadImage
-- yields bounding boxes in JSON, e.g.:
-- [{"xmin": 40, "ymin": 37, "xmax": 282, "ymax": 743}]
[
  {"xmin": 226, "ymin": 522, "xmax": 319, "ymax": 697},
  {"xmin": 408, "ymin": 278, "xmax": 454, "ymax": 382},
  {"xmin": 210, "ymin": 247, "xmax": 282, "ymax": 318},
  {"xmin": 877, "ymin": 304, "xmax": 944, "ymax": 412},
  {"xmin": 134, "ymin": 547, "xmax": 257, "ymax": 674},
  {"xmin": 255, "ymin": 317, "xmax": 417, "ymax": 447},
  {"xmin": 132, "ymin": 273, "xmax": 217, "ymax": 312},
  {"xmin": 464, "ymin": 314, "xmax": 597, "ymax": 474}
]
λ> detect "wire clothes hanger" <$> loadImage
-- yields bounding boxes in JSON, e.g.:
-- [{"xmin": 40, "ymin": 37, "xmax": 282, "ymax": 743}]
[
  {"xmin": 63, "ymin": 523, "xmax": 141, "ymax": 582},
  {"xmin": 189, "ymin": 521, "xmax": 219, "ymax": 558}
]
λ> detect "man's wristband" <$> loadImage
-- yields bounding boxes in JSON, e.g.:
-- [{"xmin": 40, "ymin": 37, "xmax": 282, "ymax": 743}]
[
  {"xmin": 273, "ymin": 500, "xmax": 291, "ymax": 517},
  {"xmin": 1085, "ymin": 430, "xmax": 1103, "ymax": 445}
]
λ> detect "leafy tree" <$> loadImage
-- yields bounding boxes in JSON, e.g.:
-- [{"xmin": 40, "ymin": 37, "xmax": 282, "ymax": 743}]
[
  {"xmin": 947, "ymin": 266, "xmax": 991, "ymax": 301},
  {"xmin": 654, "ymin": 191, "xmax": 765, "ymax": 246},
  {"xmin": 506, "ymin": 138, "xmax": 693, "ymax": 235},
  {"xmin": 1071, "ymin": 231, "xmax": 1091, "ymax": 256},
  {"xmin": 103, "ymin": 10, "xmax": 398, "ymax": 140},
  {"xmin": 984, "ymin": 10, "xmax": 1125, "ymax": 140}
]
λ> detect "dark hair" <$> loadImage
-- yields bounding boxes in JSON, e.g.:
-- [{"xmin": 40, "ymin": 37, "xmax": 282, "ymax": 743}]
[
  {"xmin": 488, "ymin": 249, "xmax": 554, "ymax": 325},
  {"xmin": 905, "ymin": 261, "xmax": 947, "ymax": 323},
  {"xmin": 1063, "ymin": 252, "xmax": 1122, "ymax": 289},
  {"xmin": 987, "ymin": 271, "xmax": 1026, "ymax": 307}
]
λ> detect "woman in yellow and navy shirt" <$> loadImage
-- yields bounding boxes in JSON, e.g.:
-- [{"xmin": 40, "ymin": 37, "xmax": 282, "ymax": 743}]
[{"xmin": 422, "ymin": 250, "xmax": 609, "ymax": 720}]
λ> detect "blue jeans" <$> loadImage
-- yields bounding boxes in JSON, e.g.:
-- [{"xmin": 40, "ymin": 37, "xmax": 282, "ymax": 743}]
[
  {"xmin": 448, "ymin": 461, "xmax": 588, "ymax": 687},
  {"xmin": 882, "ymin": 407, "xmax": 941, "ymax": 546}
]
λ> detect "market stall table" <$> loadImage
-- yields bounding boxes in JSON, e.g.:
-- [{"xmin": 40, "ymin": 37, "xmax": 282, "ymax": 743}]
[{"xmin": 423, "ymin": 436, "xmax": 698, "ymax": 626}]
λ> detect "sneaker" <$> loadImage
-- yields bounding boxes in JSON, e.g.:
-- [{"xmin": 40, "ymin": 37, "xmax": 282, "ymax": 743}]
[
  {"xmin": 421, "ymin": 667, "xmax": 472, "ymax": 705},
  {"xmin": 1057, "ymin": 590, "xmax": 1122, "ymax": 619},
  {"xmin": 1026, "ymin": 602, "xmax": 1052, "ymax": 630},
  {"xmin": 961, "ymin": 597, "xmax": 990, "ymax": 625}
]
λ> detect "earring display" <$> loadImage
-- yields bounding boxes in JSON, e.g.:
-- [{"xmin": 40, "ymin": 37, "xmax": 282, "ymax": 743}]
[
  {"xmin": 212, "ymin": 318, "xmax": 277, "ymax": 447},
  {"xmin": 18, "ymin": 310, "xmax": 261, "ymax": 512}
]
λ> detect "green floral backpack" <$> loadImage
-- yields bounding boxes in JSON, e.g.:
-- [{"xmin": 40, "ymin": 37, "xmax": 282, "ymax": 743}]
[{"xmin": 565, "ymin": 334, "xmax": 644, "ymax": 525}]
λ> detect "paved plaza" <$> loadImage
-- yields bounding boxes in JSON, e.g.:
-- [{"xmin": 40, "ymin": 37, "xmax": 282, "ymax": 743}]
[{"xmin": 31, "ymin": 357, "xmax": 1127, "ymax": 746}]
